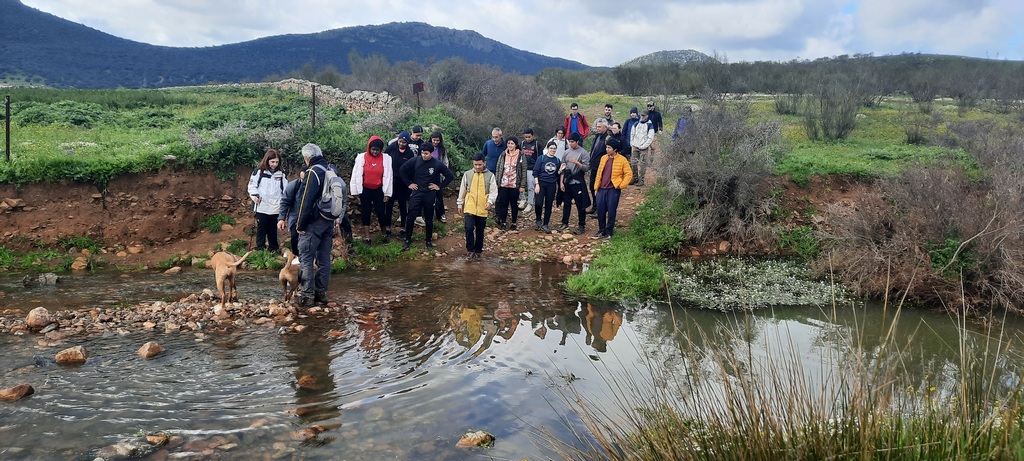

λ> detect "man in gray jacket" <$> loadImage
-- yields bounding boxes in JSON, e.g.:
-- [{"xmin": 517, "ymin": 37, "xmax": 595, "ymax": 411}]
[{"xmin": 558, "ymin": 133, "xmax": 591, "ymax": 234}]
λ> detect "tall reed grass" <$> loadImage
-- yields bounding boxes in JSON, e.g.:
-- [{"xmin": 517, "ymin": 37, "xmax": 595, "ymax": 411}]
[{"xmin": 549, "ymin": 294, "xmax": 1024, "ymax": 460}]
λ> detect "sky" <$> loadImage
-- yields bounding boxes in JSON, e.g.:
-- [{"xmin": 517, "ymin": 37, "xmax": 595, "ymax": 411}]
[{"xmin": 21, "ymin": 0, "xmax": 1024, "ymax": 66}]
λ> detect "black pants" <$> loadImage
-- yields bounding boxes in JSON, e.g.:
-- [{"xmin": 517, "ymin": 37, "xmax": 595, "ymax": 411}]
[
  {"xmin": 359, "ymin": 187, "xmax": 387, "ymax": 228},
  {"xmin": 495, "ymin": 187, "xmax": 520, "ymax": 225},
  {"xmin": 254, "ymin": 212, "xmax": 279, "ymax": 252},
  {"xmin": 561, "ymin": 181, "xmax": 591, "ymax": 227},
  {"xmin": 405, "ymin": 189, "xmax": 437, "ymax": 243},
  {"xmin": 434, "ymin": 191, "xmax": 446, "ymax": 220},
  {"xmin": 464, "ymin": 214, "xmax": 487, "ymax": 253},
  {"xmin": 534, "ymin": 183, "xmax": 557, "ymax": 225},
  {"xmin": 385, "ymin": 186, "xmax": 409, "ymax": 229}
]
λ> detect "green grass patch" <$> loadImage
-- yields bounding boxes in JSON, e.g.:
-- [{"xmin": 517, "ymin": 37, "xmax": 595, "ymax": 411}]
[
  {"xmin": 225, "ymin": 239, "xmax": 248, "ymax": 255},
  {"xmin": 776, "ymin": 224, "xmax": 820, "ymax": 260},
  {"xmin": 57, "ymin": 235, "xmax": 103, "ymax": 254},
  {"xmin": 350, "ymin": 240, "xmax": 410, "ymax": 268},
  {"xmin": 199, "ymin": 213, "xmax": 237, "ymax": 233},
  {"xmin": 564, "ymin": 240, "xmax": 665, "ymax": 300},
  {"xmin": 246, "ymin": 249, "xmax": 283, "ymax": 271}
]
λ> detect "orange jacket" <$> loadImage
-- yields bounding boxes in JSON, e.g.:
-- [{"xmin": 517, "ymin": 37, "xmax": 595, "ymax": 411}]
[{"xmin": 592, "ymin": 153, "xmax": 632, "ymax": 191}]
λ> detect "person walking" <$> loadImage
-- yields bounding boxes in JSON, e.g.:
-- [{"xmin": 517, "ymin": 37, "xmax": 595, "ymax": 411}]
[
  {"xmin": 295, "ymin": 143, "xmax": 337, "ymax": 307},
  {"xmin": 247, "ymin": 149, "xmax": 286, "ymax": 252},
  {"xmin": 629, "ymin": 110, "xmax": 655, "ymax": 186},
  {"xmin": 456, "ymin": 153, "xmax": 498, "ymax": 260},
  {"xmin": 349, "ymin": 136, "xmax": 393, "ymax": 244},
  {"xmin": 399, "ymin": 145, "xmax": 455, "ymax": 251},
  {"xmin": 384, "ymin": 131, "xmax": 416, "ymax": 237},
  {"xmin": 532, "ymin": 141, "xmax": 561, "ymax": 233},
  {"xmin": 592, "ymin": 138, "xmax": 633, "ymax": 239},
  {"xmin": 558, "ymin": 132, "xmax": 591, "ymax": 234},
  {"xmin": 493, "ymin": 136, "xmax": 527, "ymax": 231},
  {"xmin": 563, "ymin": 102, "xmax": 590, "ymax": 141}
]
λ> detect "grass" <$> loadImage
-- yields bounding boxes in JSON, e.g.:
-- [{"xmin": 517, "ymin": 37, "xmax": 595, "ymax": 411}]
[
  {"xmin": 199, "ymin": 213, "xmax": 237, "ymax": 233},
  {"xmin": 552, "ymin": 298, "xmax": 1024, "ymax": 460}
]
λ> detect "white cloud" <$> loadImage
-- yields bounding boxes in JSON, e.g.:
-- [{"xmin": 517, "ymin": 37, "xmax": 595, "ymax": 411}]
[{"xmin": 20, "ymin": 0, "xmax": 1024, "ymax": 67}]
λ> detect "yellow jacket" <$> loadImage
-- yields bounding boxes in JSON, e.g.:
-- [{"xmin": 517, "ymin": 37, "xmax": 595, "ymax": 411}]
[{"xmin": 592, "ymin": 153, "xmax": 633, "ymax": 191}]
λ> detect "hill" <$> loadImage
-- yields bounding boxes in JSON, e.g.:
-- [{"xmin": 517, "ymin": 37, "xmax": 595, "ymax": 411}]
[
  {"xmin": 0, "ymin": 0, "xmax": 590, "ymax": 89},
  {"xmin": 619, "ymin": 50, "xmax": 713, "ymax": 67}
]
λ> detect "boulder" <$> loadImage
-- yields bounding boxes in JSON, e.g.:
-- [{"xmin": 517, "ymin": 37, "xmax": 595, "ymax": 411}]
[
  {"xmin": 138, "ymin": 341, "xmax": 164, "ymax": 359},
  {"xmin": 70, "ymin": 257, "xmax": 89, "ymax": 271},
  {"xmin": 55, "ymin": 345, "xmax": 88, "ymax": 364},
  {"xmin": 25, "ymin": 307, "xmax": 53, "ymax": 330},
  {"xmin": 164, "ymin": 266, "xmax": 182, "ymax": 274},
  {"xmin": 0, "ymin": 383, "xmax": 35, "ymax": 401}
]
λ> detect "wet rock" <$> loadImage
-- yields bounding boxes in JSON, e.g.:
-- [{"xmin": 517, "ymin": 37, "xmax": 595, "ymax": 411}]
[
  {"xmin": 456, "ymin": 430, "xmax": 495, "ymax": 448},
  {"xmin": 71, "ymin": 257, "xmax": 89, "ymax": 270},
  {"xmin": 164, "ymin": 266, "xmax": 182, "ymax": 274},
  {"xmin": 138, "ymin": 341, "xmax": 164, "ymax": 359},
  {"xmin": 26, "ymin": 307, "xmax": 54, "ymax": 330},
  {"xmin": 22, "ymin": 273, "xmax": 60, "ymax": 287},
  {"xmin": 146, "ymin": 433, "xmax": 170, "ymax": 446},
  {"xmin": 0, "ymin": 383, "xmax": 35, "ymax": 401},
  {"xmin": 55, "ymin": 345, "xmax": 88, "ymax": 364}
]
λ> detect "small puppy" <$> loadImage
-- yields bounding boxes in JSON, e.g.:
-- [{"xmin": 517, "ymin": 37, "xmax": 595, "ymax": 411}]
[
  {"xmin": 208, "ymin": 251, "xmax": 252, "ymax": 306},
  {"xmin": 279, "ymin": 249, "xmax": 302, "ymax": 302}
]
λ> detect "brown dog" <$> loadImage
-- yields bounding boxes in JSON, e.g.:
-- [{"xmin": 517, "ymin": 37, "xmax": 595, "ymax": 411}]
[
  {"xmin": 209, "ymin": 251, "xmax": 252, "ymax": 306},
  {"xmin": 279, "ymin": 249, "xmax": 302, "ymax": 302}
]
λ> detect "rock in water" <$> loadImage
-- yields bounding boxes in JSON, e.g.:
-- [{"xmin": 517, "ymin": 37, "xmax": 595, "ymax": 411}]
[
  {"xmin": 0, "ymin": 384, "xmax": 35, "ymax": 401},
  {"xmin": 25, "ymin": 307, "xmax": 53, "ymax": 330},
  {"xmin": 55, "ymin": 346, "xmax": 88, "ymax": 364},
  {"xmin": 456, "ymin": 430, "xmax": 495, "ymax": 448},
  {"xmin": 138, "ymin": 341, "xmax": 164, "ymax": 359}
]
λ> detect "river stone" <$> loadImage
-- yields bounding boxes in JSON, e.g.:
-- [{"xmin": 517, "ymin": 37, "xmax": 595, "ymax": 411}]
[
  {"xmin": 55, "ymin": 345, "xmax": 88, "ymax": 364},
  {"xmin": 138, "ymin": 341, "xmax": 164, "ymax": 359},
  {"xmin": 71, "ymin": 257, "xmax": 88, "ymax": 270},
  {"xmin": 26, "ymin": 307, "xmax": 53, "ymax": 330},
  {"xmin": 0, "ymin": 383, "xmax": 34, "ymax": 401},
  {"xmin": 456, "ymin": 430, "xmax": 495, "ymax": 448},
  {"xmin": 164, "ymin": 266, "xmax": 182, "ymax": 274}
]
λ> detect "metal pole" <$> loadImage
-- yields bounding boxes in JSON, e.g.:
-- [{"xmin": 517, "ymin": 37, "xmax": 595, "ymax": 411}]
[{"xmin": 5, "ymin": 95, "xmax": 10, "ymax": 162}]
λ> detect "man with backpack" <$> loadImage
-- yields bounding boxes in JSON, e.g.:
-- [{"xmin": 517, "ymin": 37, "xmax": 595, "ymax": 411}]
[{"xmin": 296, "ymin": 143, "xmax": 346, "ymax": 308}]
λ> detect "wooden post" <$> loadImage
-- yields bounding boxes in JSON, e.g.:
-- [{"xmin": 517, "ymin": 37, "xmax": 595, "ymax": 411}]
[
  {"xmin": 5, "ymin": 95, "xmax": 10, "ymax": 162},
  {"xmin": 311, "ymin": 85, "xmax": 317, "ymax": 133}
]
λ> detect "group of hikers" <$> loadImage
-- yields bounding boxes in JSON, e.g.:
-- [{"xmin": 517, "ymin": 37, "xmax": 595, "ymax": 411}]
[{"xmin": 245, "ymin": 102, "xmax": 674, "ymax": 307}]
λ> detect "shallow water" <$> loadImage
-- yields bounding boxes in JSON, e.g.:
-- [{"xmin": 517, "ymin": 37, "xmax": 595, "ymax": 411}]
[{"xmin": 1, "ymin": 260, "xmax": 1023, "ymax": 460}]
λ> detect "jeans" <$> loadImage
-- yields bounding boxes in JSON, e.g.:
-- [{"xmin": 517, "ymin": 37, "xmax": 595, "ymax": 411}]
[
  {"xmin": 298, "ymin": 217, "xmax": 334, "ymax": 297},
  {"xmin": 595, "ymin": 188, "xmax": 622, "ymax": 236},
  {"xmin": 464, "ymin": 214, "xmax": 487, "ymax": 253}
]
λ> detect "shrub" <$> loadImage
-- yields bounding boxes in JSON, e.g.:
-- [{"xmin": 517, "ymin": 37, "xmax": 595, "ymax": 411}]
[
  {"xmin": 660, "ymin": 89, "xmax": 784, "ymax": 250},
  {"xmin": 246, "ymin": 249, "xmax": 282, "ymax": 270}
]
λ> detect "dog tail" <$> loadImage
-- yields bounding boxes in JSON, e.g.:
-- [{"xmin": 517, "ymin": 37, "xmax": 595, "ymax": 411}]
[
  {"xmin": 231, "ymin": 251, "xmax": 253, "ymax": 267},
  {"xmin": 283, "ymin": 249, "xmax": 296, "ymax": 266}
]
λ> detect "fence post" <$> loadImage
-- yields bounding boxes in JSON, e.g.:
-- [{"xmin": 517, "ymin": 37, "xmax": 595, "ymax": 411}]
[{"xmin": 5, "ymin": 95, "xmax": 10, "ymax": 162}]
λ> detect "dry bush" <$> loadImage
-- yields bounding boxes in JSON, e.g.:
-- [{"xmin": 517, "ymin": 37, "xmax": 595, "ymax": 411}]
[
  {"xmin": 823, "ymin": 159, "xmax": 1024, "ymax": 313},
  {"xmin": 660, "ymin": 92, "xmax": 783, "ymax": 250}
]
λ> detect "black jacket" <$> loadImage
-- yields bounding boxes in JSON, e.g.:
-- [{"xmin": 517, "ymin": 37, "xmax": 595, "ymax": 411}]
[
  {"xmin": 296, "ymin": 156, "xmax": 332, "ymax": 231},
  {"xmin": 399, "ymin": 155, "xmax": 455, "ymax": 191}
]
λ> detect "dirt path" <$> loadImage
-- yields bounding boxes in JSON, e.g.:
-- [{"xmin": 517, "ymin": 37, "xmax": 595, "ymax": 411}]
[{"xmin": 0, "ymin": 165, "xmax": 646, "ymax": 270}]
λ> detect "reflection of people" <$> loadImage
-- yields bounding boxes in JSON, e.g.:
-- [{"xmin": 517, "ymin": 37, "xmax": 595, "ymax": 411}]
[
  {"xmin": 247, "ymin": 149, "xmax": 285, "ymax": 252},
  {"xmin": 583, "ymin": 303, "xmax": 622, "ymax": 352},
  {"xmin": 456, "ymin": 153, "xmax": 497, "ymax": 260},
  {"xmin": 494, "ymin": 301, "xmax": 520, "ymax": 340},
  {"xmin": 449, "ymin": 305, "xmax": 497, "ymax": 359}
]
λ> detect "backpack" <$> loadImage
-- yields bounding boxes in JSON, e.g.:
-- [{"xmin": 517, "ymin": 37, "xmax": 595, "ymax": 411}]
[{"xmin": 309, "ymin": 164, "xmax": 348, "ymax": 220}]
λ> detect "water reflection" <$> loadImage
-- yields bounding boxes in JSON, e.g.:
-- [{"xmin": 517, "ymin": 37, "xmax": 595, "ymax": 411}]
[{"xmin": 2, "ymin": 261, "xmax": 1024, "ymax": 460}]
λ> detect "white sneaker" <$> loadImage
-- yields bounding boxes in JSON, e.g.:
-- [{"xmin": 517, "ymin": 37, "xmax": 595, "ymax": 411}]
[
  {"xmin": 415, "ymin": 216, "xmax": 426, "ymax": 227},
  {"xmin": 440, "ymin": 215, "xmax": 447, "ymax": 223},
  {"xmin": 523, "ymin": 204, "xmax": 533, "ymax": 214}
]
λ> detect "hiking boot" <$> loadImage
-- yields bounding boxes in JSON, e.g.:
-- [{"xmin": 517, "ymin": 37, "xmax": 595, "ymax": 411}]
[
  {"xmin": 534, "ymin": 220, "xmax": 543, "ymax": 231},
  {"xmin": 314, "ymin": 291, "xmax": 329, "ymax": 305},
  {"xmin": 542, "ymin": 225, "xmax": 551, "ymax": 233},
  {"xmin": 573, "ymin": 225, "xmax": 585, "ymax": 235},
  {"xmin": 296, "ymin": 295, "xmax": 313, "ymax": 308}
]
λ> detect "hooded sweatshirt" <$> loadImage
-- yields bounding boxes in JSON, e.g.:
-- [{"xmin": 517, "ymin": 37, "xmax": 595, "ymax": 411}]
[{"xmin": 350, "ymin": 135, "xmax": 393, "ymax": 197}]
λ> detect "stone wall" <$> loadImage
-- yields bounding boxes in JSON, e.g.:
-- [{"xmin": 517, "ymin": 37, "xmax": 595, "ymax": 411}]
[{"xmin": 165, "ymin": 79, "xmax": 403, "ymax": 115}]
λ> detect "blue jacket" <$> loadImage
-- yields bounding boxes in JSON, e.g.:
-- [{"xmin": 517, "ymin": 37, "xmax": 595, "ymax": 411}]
[
  {"xmin": 278, "ymin": 178, "xmax": 302, "ymax": 230},
  {"xmin": 481, "ymin": 138, "xmax": 504, "ymax": 173}
]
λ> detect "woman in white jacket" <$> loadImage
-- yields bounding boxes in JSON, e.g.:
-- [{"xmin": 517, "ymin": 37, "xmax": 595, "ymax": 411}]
[
  {"xmin": 350, "ymin": 136, "xmax": 394, "ymax": 244},
  {"xmin": 247, "ymin": 149, "xmax": 286, "ymax": 252}
]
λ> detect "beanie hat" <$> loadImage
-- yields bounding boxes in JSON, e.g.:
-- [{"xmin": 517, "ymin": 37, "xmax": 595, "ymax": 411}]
[
  {"xmin": 369, "ymin": 139, "xmax": 385, "ymax": 150},
  {"xmin": 629, "ymin": 107, "xmax": 638, "ymax": 114},
  {"xmin": 398, "ymin": 130, "xmax": 411, "ymax": 141}
]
